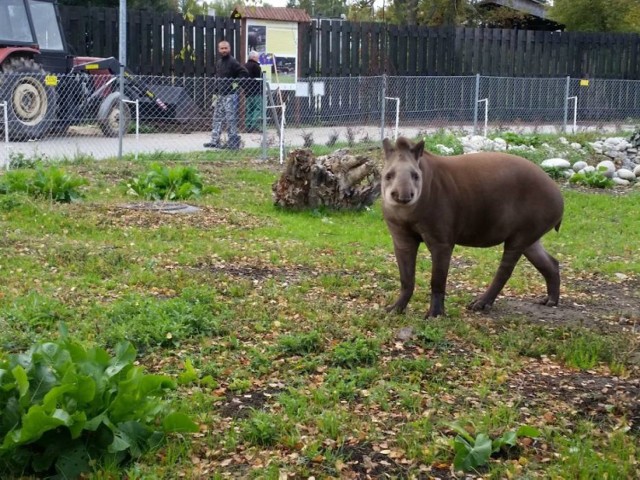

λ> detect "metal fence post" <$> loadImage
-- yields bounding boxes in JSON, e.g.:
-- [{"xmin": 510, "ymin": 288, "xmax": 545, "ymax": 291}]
[
  {"xmin": 1, "ymin": 101, "xmax": 8, "ymax": 144},
  {"xmin": 473, "ymin": 73, "xmax": 480, "ymax": 135},
  {"xmin": 261, "ymin": 73, "xmax": 267, "ymax": 161},
  {"xmin": 117, "ymin": 0, "xmax": 126, "ymax": 160},
  {"xmin": 563, "ymin": 76, "xmax": 570, "ymax": 132},
  {"xmin": 380, "ymin": 74, "xmax": 387, "ymax": 142}
]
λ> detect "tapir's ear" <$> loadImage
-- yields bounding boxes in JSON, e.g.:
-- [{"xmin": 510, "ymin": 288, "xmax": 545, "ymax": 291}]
[
  {"xmin": 382, "ymin": 138, "xmax": 394, "ymax": 159},
  {"xmin": 411, "ymin": 140, "xmax": 425, "ymax": 161}
]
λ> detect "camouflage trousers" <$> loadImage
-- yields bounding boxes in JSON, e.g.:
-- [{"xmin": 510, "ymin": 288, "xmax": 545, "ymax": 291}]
[{"xmin": 210, "ymin": 94, "xmax": 239, "ymax": 144}]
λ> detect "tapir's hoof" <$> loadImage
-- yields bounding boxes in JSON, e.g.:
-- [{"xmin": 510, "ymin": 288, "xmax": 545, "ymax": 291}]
[
  {"xmin": 467, "ymin": 299, "xmax": 493, "ymax": 312},
  {"xmin": 386, "ymin": 304, "xmax": 406, "ymax": 314},
  {"xmin": 538, "ymin": 296, "xmax": 559, "ymax": 307}
]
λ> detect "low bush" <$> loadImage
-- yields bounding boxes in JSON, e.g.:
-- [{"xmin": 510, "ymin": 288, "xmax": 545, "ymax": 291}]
[
  {"xmin": 0, "ymin": 166, "xmax": 88, "ymax": 202},
  {"xmin": 569, "ymin": 168, "xmax": 614, "ymax": 188},
  {"xmin": 122, "ymin": 163, "xmax": 208, "ymax": 201},
  {"xmin": 0, "ymin": 326, "xmax": 197, "ymax": 478}
]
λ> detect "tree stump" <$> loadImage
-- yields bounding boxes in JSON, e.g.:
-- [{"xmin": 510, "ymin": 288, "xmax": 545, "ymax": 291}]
[{"xmin": 272, "ymin": 148, "xmax": 381, "ymax": 210}]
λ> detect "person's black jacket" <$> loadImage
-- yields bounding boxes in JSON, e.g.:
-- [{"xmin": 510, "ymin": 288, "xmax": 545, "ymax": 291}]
[
  {"xmin": 215, "ymin": 55, "xmax": 248, "ymax": 95},
  {"xmin": 243, "ymin": 59, "xmax": 263, "ymax": 97}
]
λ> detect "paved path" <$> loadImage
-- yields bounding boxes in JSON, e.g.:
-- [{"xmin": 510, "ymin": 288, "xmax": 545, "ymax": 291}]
[{"xmin": 1, "ymin": 125, "xmax": 418, "ymax": 166}]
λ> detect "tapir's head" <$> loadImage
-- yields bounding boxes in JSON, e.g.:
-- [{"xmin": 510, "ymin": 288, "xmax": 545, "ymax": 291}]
[{"xmin": 381, "ymin": 137, "xmax": 424, "ymax": 207}]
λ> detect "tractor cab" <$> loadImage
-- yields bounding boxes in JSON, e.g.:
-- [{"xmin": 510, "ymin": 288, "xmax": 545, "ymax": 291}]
[{"xmin": 0, "ymin": 0, "xmax": 68, "ymax": 73}]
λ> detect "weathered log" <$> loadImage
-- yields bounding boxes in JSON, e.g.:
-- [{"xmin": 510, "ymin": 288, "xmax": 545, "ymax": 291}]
[{"xmin": 272, "ymin": 148, "xmax": 381, "ymax": 209}]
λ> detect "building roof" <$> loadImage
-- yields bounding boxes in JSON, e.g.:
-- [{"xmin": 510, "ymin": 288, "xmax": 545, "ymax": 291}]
[
  {"xmin": 231, "ymin": 6, "xmax": 311, "ymax": 23},
  {"xmin": 477, "ymin": 0, "xmax": 546, "ymax": 20}
]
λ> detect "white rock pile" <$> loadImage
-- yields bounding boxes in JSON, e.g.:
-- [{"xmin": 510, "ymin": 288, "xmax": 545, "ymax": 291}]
[{"xmin": 455, "ymin": 134, "xmax": 640, "ymax": 187}]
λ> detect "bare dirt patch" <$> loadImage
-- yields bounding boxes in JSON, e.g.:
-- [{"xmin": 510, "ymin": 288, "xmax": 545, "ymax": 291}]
[
  {"xmin": 488, "ymin": 276, "xmax": 640, "ymax": 334},
  {"xmin": 193, "ymin": 260, "xmax": 318, "ymax": 285},
  {"xmin": 93, "ymin": 203, "xmax": 266, "ymax": 230},
  {"xmin": 217, "ymin": 386, "xmax": 284, "ymax": 419},
  {"xmin": 508, "ymin": 357, "xmax": 640, "ymax": 433}
]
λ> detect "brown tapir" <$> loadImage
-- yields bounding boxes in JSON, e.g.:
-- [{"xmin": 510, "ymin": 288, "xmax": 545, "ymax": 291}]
[{"xmin": 381, "ymin": 136, "xmax": 564, "ymax": 317}]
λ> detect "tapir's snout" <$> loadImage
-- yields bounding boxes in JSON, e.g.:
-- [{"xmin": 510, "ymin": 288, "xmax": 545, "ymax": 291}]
[{"xmin": 390, "ymin": 189, "xmax": 415, "ymax": 204}]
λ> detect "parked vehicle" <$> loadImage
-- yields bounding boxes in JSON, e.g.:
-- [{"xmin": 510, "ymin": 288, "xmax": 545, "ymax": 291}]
[{"xmin": 0, "ymin": 0, "xmax": 198, "ymax": 141}]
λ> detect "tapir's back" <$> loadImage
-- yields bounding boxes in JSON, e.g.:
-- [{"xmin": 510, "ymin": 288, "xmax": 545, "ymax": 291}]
[{"xmin": 423, "ymin": 151, "xmax": 564, "ymax": 247}]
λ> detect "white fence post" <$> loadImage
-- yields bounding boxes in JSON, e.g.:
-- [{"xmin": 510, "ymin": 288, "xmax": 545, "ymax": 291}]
[
  {"xmin": 477, "ymin": 98, "xmax": 489, "ymax": 137},
  {"xmin": 384, "ymin": 97, "xmax": 400, "ymax": 141}
]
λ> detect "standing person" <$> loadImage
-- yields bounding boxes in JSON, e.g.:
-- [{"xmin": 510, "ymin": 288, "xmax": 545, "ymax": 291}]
[
  {"xmin": 204, "ymin": 40, "xmax": 248, "ymax": 150},
  {"xmin": 243, "ymin": 50, "xmax": 263, "ymax": 133}
]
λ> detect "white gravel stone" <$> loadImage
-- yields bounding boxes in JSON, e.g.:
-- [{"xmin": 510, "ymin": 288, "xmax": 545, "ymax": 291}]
[
  {"xmin": 612, "ymin": 177, "xmax": 630, "ymax": 186},
  {"xmin": 616, "ymin": 168, "xmax": 636, "ymax": 181},
  {"xmin": 541, "ymin": 158, "xmax": 571, "ymax": 169},
  {"xmin": 572, "ymin": 161, "xmax": 588, "ymax": 172},
  {"xmin": 596, "ymin": 160, "xmax": 616, "ymax": 178}
]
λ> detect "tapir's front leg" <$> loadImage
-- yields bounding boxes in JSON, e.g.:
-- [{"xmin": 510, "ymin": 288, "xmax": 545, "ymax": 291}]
[
  {"xmin": 387, "ymin": 236, "xmax": 420, "ymax": 314},
  {"xmin": 427, "ymin": 243, "xmax": 454, "ymax": 317}
]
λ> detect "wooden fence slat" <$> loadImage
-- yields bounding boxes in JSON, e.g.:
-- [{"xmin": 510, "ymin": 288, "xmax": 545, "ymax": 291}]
[
  {"xmin": 205, "ymin": 15, "xmax": 215, "ymax": 76},
  {"xmin": 350, "ymin": 23, "xmax": 360, "ymax": 76},
  {"xmin": 194, "ymin": 15, "xmax": 205, "ymax": 76}
]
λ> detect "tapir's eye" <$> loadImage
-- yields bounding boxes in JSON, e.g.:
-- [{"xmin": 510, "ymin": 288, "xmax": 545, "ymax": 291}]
[
  {"xmin": 385, "ymin": 172, "xmax": 394, "ymax": 181},
  {"xmin": 411, "ymin": 172, "xmax": 419, "ymax": 181}
]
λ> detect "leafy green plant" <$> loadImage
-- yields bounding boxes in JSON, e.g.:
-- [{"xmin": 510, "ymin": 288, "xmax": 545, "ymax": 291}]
[
  {"xmin": 542, "ymin": 165, "xmax": 567, "ymax": 180},
  {"xmin": 0, "ymin": 326, "xmax": 197, "ymax": 478},
  {"xmin": 7, "ymin": 151, "xmax": 45, "ymax": 169},
  {"xmin": 0, "ymin": 166, "xmax": 88, "ymax": 202},
  {"xmin": 330, "ymin": 337, "xmax": 380, "ymax": 367},
  {"xmin": 569, "ymin": 167, "xmax": 614, "ymax": 188},
  {"xmin": 447, "ymin": 421, "xmax": 540, "ymax": 472},
  {"xmin": 277, "ymin": 330, "xmax": 323, "ymax": 355},
  {"xmin": 102, "ymin": 292, "xmax": 227, "ymax": 350},
  {"xmin": 502, "ymin": 131, "xmax": 542, "ymax": 148},
  {"xmin": 122, "ymin": 163, "xmax": 207, "ymax": 200},
  {"xmin": 241, "ymin": 411, "xmax": 282, "ymax": 446}
]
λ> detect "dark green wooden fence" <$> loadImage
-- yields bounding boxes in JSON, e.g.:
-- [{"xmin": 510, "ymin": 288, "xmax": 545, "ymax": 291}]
[{"xmin": 59, "ymin": 6, "xmax": 640, "ymax": 79}]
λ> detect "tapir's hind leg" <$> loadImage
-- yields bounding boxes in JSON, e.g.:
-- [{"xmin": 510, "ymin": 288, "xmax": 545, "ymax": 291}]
[
  {"xmin": 468, "ymin": 248, "xmax": 523, "ymax": 311},
  {"xmin": 523, "ymin": 240, "xmax": 560, "ymax": 306}
]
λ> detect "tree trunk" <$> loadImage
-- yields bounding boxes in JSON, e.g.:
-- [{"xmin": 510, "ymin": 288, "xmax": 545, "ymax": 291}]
[{"xmin": 272, "ymin": 148, "xmax": 381, "ymax": 210}]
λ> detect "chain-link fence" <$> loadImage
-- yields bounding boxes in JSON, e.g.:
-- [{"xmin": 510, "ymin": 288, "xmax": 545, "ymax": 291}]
[{"xmin": 2, "ymin": 73, "xmax": 640, "ymax": 166}]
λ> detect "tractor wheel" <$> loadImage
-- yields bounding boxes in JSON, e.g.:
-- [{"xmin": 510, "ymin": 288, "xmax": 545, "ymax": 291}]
[
  {"xmin": 0, "ymin": 57, "xmax": 57, "ymax": 141},
  {"xmin": 97, "ymin": 92, "xmax": 131, "ymax": 137}
]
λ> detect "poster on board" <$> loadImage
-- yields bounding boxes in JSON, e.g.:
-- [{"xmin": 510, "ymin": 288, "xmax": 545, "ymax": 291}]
[{"xmin": 247, "ymin": 20, "xmax": 297, "ymax": 91}]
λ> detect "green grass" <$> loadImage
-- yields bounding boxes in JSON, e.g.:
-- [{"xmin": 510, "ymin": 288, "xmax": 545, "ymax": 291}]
[{"xmin": 1, "ymin": 135, "xmax": 639, "ymax": 478}]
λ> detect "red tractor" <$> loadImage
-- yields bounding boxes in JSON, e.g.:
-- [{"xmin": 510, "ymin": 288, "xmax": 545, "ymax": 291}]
[{"xmin": 1, "ymin": 0, "xmax": 196, "ymax": 141}]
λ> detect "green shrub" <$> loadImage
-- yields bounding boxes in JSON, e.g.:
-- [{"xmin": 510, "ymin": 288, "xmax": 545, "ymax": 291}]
[
  {"xmin": 101, "ymin": 292, "xmax": 228, "ymax": 350},
  {"xmin": 241, "ymin": 411, "xmax": 282, "ymax": 446},
  {"xmin": 569, "ymin": 167, "xmax": 614, "ymax": 188},
  {"xmin": 447, "ymin": 421, "xmax": 541, "ymax": 472},
  {"xmin": 0, "ymin": 166, "xmax": 88, "ymax": 202},
  {"xmin": 277, "ymin": 330, "xmax": 323, "ymax": 356},
  {"xmin": 122, "ymin": 163, "xmax": 207, "ymax": 201},
  {"xmin": 0, "ymin": 326, "xmax": 197, "ymax": 478},
  {"xmin": 330, "ymin": 337, "xmax": 380, "ymax": 367},
  {"xmin": 423, "ymin": 130, "xmax": 464, "ymax": 154},
  {"xmin": 7, "ymin": 152, "xmax": 45, "ymax": 170},
  {"xmin": 501, "ymin": 132, "xmax": 542, "ymax": 148},
  {"xmin": 542, "ymin": 166, "xmax": 567, "ymax": 180}
]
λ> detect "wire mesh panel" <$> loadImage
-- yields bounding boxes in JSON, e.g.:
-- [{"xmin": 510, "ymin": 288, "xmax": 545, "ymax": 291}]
[
  {"xmin": 479, "ymin": 76, "xmax": 569, "ymax": 130},
  {"xmin": 3, "ymin": 72, "xmax": 640, "ymax": 167},
  {"xmin": 569, "ymin": 78, "xmax": 640, "ymax": 126},
  {"xmin": 386, "ymin": 76, "xmax": 478, "ymax": 128}
]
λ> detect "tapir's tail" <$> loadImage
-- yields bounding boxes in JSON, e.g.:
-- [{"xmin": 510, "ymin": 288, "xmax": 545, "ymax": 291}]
[{"xmin": 554, "ymin": 220, "xmax": 562, "ymax": 232}]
